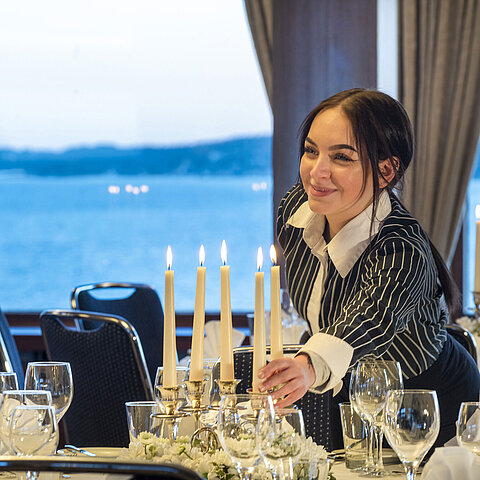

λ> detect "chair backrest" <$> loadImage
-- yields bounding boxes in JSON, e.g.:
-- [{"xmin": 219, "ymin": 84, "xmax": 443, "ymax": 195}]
[
  {"xmin": 71, "ymin": 282, "xmax": 164, "ymax": 381},
  {"xmin": 40, "ymin": 309, "xmax": 154, "ymax": 447},
  {"xmin": 230, "ymin": 345, "xmax": 334, "ymax": 451},
  {"xmin": 0, "ymin": 308, "xmax": 24, "ymax": 386},
  {"xmin": 446, "ymin": 323, "xmax": 478, "ymax": 363}
]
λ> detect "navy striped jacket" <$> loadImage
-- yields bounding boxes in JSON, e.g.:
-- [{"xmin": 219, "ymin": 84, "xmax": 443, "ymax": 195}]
[{"xmin": 278, "ymin": 183, "xmax": 448, "ymax": 379}]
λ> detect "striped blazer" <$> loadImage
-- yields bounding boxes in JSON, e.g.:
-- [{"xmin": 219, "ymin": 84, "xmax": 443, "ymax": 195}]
[{"xmin": 278, "ymin": 183, "xmax": 448, "ymax": 379}]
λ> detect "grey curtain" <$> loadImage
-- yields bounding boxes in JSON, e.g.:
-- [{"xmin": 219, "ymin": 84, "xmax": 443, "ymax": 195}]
[
  {"xmin": 243, "ymin": 0, "xmax": 273, "ymax": 107},
  {"xmin": 398, "ymin": 0, "xmax": 480, "ymax": 262}
]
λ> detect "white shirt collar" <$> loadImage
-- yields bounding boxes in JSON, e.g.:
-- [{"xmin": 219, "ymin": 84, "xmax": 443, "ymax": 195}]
[{"xmin": 286, "ymin": 190, "xmax": 392, "ymax": 277}]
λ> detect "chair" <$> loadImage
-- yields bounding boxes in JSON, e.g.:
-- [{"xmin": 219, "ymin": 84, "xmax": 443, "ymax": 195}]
[
  {"xmin": 0, "ymin": 307, "xmax": 24, "ymax": 386},
  {"xmin": 40, "ymin": 309, "xmax": 154, "ymax": 447},
  {"xmin": 71, "ymin": 282, "xmax": 164, "ymax": 381},
  {"xmin": 230, "ymin": 345, "xmax": 334, "ymax": 451},
  {"xmin": 447, "ymin": 323, "xmax": 478, "ymax": 363}
]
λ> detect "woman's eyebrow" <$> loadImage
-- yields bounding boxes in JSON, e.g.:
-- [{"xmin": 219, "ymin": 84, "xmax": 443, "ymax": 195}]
[
  {"xmin": 305, "ymin": 136, "xmax": 317, "ymax": 146},
  {"xmin": 328, "ymin": 143, "xmax": 357, "ymax": 152}
]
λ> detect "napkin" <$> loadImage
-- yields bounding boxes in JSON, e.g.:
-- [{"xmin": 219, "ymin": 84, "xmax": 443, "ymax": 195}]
[
  {"xmin": 422, "ymin": 447, "xmax": 480, "ymax": 480},
  {"xmin": 204, "ymin": 320, "xmax": 246, "ymax": 359}
]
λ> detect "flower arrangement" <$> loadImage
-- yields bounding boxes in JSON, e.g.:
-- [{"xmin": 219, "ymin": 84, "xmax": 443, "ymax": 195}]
[
  {"xmin": 456, "ymin": 316, "xmax": 480, "ymax": 337},
  {"xmin": 120, "ymin": 432, "xmax": 333, "ymax": 480}
]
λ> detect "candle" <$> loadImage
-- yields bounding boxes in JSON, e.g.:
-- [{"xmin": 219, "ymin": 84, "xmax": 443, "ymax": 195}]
[
  {"xmin": 190, "ymin": 245, "xmax": 206, "ymax": 381},
  {"xmin": 253, "ymin": 247, "xmax": 267, "ymax": 392},
  {"xmin": 220, "ymin": 240, "xmax": 234, "ymax": 381},
  {"xmin": 270, "ymin": 245, "xmax": 283, "ymax": 361},
  {"xmin": 163, "ymin": 246, "xmax": 177, "ymax": 387},
  {"xmin": 475, "ymin": 205, "xmax": 480, "ymax": 292}
]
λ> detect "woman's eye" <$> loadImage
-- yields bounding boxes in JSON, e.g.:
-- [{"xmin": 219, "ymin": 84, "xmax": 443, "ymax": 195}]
[
  {"xmin": 333, "ymin": 153, "xmax": 354, "ymax": 162},
  {"xmin": 304, "ymin": 146, "xmax": 317, "ymax": 156}
]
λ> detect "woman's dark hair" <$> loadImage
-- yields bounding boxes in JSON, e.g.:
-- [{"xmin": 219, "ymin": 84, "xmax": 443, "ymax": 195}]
[{"xmin": 298, "ymin": 88, "xmax": 458, "ymax": 310}]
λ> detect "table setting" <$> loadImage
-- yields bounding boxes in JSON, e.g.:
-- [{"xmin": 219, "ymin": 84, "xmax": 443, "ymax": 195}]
[{"xmin": 0, "ymin": 241, "xmax": 480, "ymax": 479}]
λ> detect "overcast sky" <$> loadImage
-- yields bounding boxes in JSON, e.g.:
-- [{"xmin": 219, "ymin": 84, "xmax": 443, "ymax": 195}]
[{"xmin": 0, "ymin": 1, "xmax": 272, "ymax": 150}]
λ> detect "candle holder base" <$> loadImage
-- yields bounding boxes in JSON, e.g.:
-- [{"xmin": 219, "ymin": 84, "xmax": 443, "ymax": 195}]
[
  {"xmin": 190, "ymin": 426, "xmax": 219, "ymax": 454},
  {"xmin": 473, "ymin": 291, "xmax": 480, "ymax": 321},
  {"xmin": 151, "ymin": 411, "xmax": 190, "ymax": 443}
]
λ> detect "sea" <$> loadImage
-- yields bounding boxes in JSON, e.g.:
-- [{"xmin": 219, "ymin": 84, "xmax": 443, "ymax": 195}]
[
  {"xmin": 0, "ymin": 172, "xmax": 273, "ymax": 312},
  {"xmin": 1, "ymin": 172, "xmax": 479, "ymax": 314}
]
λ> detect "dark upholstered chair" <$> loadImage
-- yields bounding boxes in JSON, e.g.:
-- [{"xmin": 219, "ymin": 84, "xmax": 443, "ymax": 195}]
[
  {"xmin": 229, "ymin": 345, "xmax": 334, "ymax": 451},
  {"xmin": 447, "ymin": 323, "xmax": 478, "ymax": 363},
  {"xmin": 71, "ymin": 282, "xmax": 164, "ymax": 381},
  {"xmin": 40, "ymin": 309, "xmax": 154, "ymax": 447},
  {"xmin": 0, "ymin": 307, "xmax": 24, "ymax": 386}
]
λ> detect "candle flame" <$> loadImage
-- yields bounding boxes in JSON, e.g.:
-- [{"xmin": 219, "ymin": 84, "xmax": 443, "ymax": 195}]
[
  {"xmin": 199, "ymin": 245, "xmax": 205, "ymax": 266},
  {"xmin": 476, "ymin": 205, "xmax": 480, "ymax": 219},
  {"xmin": 270, "ymin": 244, "xmax": 277, "ymax": 265},
  {"xmin": 166, "ymin": 245, "xmax": 173, "ymax": 269},
  {"xmin": 221, "ymin": 240, "xmax": 227, "ymax": 265},
  {"xmin": 257, "ymin": 246, "xmax": 263, "ymax": 271}
]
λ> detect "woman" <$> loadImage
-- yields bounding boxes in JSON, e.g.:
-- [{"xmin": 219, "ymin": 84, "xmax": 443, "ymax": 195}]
[{"xmin": 258, "ymin": 88, "xmax": 480, "ymax": 448}]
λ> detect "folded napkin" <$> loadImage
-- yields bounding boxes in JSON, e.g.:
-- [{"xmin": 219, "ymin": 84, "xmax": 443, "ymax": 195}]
[
  {"xmin": 204, "ymin": 320, "xmax": 246, "ymax": 359},
  {"xmin": 422, "ymin": 447, "xmax": 480, "ymax": 480}
]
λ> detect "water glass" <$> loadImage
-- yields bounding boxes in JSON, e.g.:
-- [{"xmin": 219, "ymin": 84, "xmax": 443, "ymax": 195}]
[
  {"xmin": 457, "ymin": 401, "xmax": 480, "ymax": 455},
  {"xmin": 218, "ymin": 393, "xmax": 275, "ymax": 480},
  {"xmin": 25, "ymin": 361, "xmax": 73, "ymax": 420},
  {"xmin": 257, "ymin": 407, "xmax": 305, "ymax": 480},
  {"xmin": 383, "ymin": 389, "xmax": 440, "ymax": 480},
  {"xmin": 339, "ymin": 402, "xmax": 366, "ymax": 469},
  {"xmin": 125, "ymin": 401, "xmax": 162, "ymax": 441},
  {"xmin": 0, "ymin": 373, "xmax": 18, "ymax": 392}
]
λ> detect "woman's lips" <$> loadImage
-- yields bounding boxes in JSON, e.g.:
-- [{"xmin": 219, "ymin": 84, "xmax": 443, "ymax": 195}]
[{"xmin": 310, "ymin": 185, "xmax": 336, "ymax": 197}]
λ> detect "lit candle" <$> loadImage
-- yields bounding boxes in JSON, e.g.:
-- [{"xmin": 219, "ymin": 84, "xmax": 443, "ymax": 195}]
[
  {"xmin": 190, "ymin": 245, "xmax": 206, "ymax": 381},
  {"xmin": 270, "ymin": 245, "xmax": 283, "ymax": 361},
  {"xmin": 163, "ymin": 246, "xmax": 177, "ymax": 387},
  {"xmin": 220, "ymin": 240, "xmax": 234, "ymax": 381},
  {"xmin": 475, "ymin": 205, "xmax": 480, "ymax": 292},
  {"xmin": 253, "ymin": 247, "xmax": 267, "ymax": 392}
]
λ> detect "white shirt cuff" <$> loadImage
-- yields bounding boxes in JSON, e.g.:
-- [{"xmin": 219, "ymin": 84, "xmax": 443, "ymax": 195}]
[{"xmin": 299, "ymin": 332, "xmax": 354, "ymax": 395}]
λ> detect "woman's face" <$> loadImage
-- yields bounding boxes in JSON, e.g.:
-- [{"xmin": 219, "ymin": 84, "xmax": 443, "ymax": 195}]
[{"xmin": 300, "ymin": 107, "xmax": 375, "ymax": 236}]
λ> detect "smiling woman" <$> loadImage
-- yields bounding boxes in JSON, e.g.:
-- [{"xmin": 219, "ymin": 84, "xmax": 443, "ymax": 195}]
[{"xmin": 0, "ymin": 1, "xmax": 273, "ymax": 312}]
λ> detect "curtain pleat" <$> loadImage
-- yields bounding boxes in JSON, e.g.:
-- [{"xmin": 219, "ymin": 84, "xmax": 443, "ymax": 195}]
[{"xmin": 398, "ymin": 0, "xmax": 480, "ymax": 262}]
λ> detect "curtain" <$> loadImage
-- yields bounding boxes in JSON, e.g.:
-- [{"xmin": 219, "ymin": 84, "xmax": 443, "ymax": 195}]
[
  {"xmin": 243, "ymin": 0, "xmax": 273, "ymax": 107},
  {"xmin": 398, "ymin": 0, "xmax": 480, "ymax": 262}
]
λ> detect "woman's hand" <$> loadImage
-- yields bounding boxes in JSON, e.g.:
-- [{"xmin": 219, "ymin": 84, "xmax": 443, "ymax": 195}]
[{"xmin": 258, "ymin": 354, "xmax": 316, "ymax": 409}]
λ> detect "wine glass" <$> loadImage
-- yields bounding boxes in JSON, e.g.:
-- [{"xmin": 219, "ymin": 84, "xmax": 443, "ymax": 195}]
[
  {"xmin": 154, "ymin": 366, "xmax": 188, "ymax": 409},
  {"xmin": 383, "ymin": 389, "xmax": 440, "ymax": 480},
  {"xmin": 217, "ymin": 393, "xmax": 275, "ymax": 480},
  {"xmin": 457, "ymin": 401, "xmax": 480, "ymax": 455},
  {"xmin": 371, "ymin": 361, "xmax": 403, "ymax": 475},
  {"xmin": 257, "ymin": 407, "xmax": 305, "ymax": 480},
  {"xmin": 0, "ymin": 373, "xmax": 18, "ymax": 392},
  {"xmin": 351, "ymin": 360, "xmax": 390, "ymax": 475},
  {"xmin": 9, "ymin": 404, "xmax": 58, "ymax": 480},
  {"xmin": 24, "ymin": 362, "xmax": 73, "ymax": 421},
  {"xmin": 0, "ymin": 390, "xmax": 54, "ymax": 455}
]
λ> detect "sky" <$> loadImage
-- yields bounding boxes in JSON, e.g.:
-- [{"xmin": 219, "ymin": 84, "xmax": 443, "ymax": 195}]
[{"xmin": 0, "ymin": 0, "xmax": 272, "ymax": 150}]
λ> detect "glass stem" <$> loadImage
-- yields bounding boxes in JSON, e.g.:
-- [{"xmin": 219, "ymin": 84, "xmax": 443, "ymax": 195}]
[
  {"xmin": 405, "ymin": 463, "xmax": 416, "ymax": 480},
  {"xmin": 373, "ymin": 424, "xmax": 384, "ymax": 471},
  {"xmin": 364, "ymin": 421, "xmax": 375, "ymax": 470},
  {"xmin": 26, "ymin": 471, "xmax": 39, "ymax": 480}
]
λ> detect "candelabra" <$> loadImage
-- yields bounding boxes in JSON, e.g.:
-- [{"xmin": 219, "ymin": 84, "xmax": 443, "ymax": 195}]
[{"xmin": 153, "ymin": 385, "xmax": 190, "ymax": 442}]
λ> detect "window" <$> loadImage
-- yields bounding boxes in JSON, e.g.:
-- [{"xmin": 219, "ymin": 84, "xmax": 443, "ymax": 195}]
[{"xmin": 0, "ymin": 1, "xmax": 272, "ymax": 312}]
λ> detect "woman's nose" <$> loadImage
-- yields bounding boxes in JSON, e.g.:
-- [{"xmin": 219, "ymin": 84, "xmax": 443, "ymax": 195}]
[{"xmin": 310, "ymin": 155, "xmax": 331, "ymax": 179}]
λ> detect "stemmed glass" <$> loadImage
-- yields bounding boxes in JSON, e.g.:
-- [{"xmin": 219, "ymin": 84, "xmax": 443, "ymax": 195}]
[
  {"xmin": 350, "ymin": 360, "xmax": 389, "ymax": 475},
  {"xmin": 257, "ymin": 407, "xmax": 305, "ymax": 480},
  {"xmin": 217, "ymin": 393, "xmax": 275, "ymax": 480},
  {"xmin": 0, "ymin": 373, "xmax": 18, "ymax": 392},
  {"xmin": 383, "ymin": 389, "xmax": 440, "ymax": 480},
  {"xmin": 9, "ymin": 404, "xmax": 58, "ymax": 480},
  {"xmin": 456, "ymin": 401, "xmax": 480, "ymax": 455},
  {"xmin": 25, "ymin": 362, "xmax": 73, "ymax": 421},
  {"xmin": 0, "ymin": 390, "xmax": 56, "ymax": 455}
]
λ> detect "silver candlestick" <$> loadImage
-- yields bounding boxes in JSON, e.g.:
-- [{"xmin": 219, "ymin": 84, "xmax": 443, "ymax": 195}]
[{"xmin": 153, "ymin": 385, "xmax": 190, "ymax": 442}]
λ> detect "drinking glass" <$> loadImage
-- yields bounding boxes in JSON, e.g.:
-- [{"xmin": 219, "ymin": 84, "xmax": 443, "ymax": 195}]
[
  {"xmin": 257, "ymin": 407, "xmax": 305, "ymax": 480},
  {"xmin": 383, "ymin": 389, "xmax": 440, "ymax": 480},
  {"xmin": 125, "ymin": 401, "xmax": 162, "ymax": 441},
  {"xmin": 154, "ymin": 366, "xmax": 188, "ymax": 409},
  {"xmin": 217, "ymin": 393, "xmax": 275, "ymax": 480},
  {"xmin": 351, "ymin": 360, "xmax": 390, "ymax": 475},
  {"xmin": 25, "ymin": 362, "xmax": 73, "ymax": 420},
  {"xmin": 371, "ymin": 361, "xmax": 403, "ymax": 475},
  {"xmin": 9, "ymin": 404, "xmax": 58, "ymax": 480},
  {"xmin": 457, "ymin": 401, "xmax": 480, "ymax": 455},
  {"xmin": 0, "ymin": 390, "xmax": 54, "ymax": 455},
  {"xmin": 0, "ymin": 373, "xmax": 18, "ymax": 392}
]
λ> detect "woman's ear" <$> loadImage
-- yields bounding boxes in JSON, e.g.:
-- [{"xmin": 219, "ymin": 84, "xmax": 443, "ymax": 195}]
[{"xmin": 378, "ymin": 157, "xmax": 399, "ymax": 188}]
